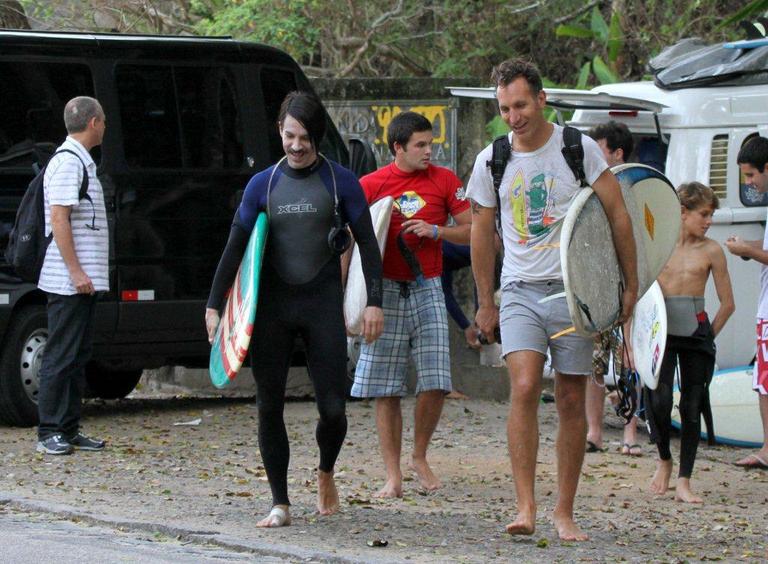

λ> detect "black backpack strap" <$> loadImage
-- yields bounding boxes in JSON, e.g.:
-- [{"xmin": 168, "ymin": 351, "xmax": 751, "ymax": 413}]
[
  {"xmin": 561, "ymin": 126, "xmax": 588, "ymax": 188},
  {"xmin": 485, "ymin": 134, "xmax": 511, "ymax": 233},
  {"xmin": 52, "ymin": 149, "xmax": 90, "ymax": 201},
  {"xmin": 488, "ymin": 134, "xmax": 511, "ymax": 192}
]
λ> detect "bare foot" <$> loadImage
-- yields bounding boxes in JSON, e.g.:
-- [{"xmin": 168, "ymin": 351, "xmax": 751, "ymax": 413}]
[
  {"xmin": 256, "ymin": 504, "xmax": 291, "ymax": 528},
  {"xmin": 317, "ymin": 469, "xmax": 340, "ymax": 515},
  {"xmin": 446, "ymin": 390, "xmax": 469, "ymax": 400},
  {"xmin": 505, "ymin": 508, "xmax": 536, "ymax": 536},
  {"xmin": 674, "ymin": 478, "xmax": 703, "ymax": 504},
  {"xmin": 553, "ymin": 512, "xmax": 589, "ymax": 541},
  {"xmin": 649, "ymin": 459, "xmax": 673, "ymax": 495},
  {"xmin": 410, "ymin": 456, "xmax": 442, "ymax": 491},
  {"xmin": 374, "ymin": 477, "xmax": 403, "ymax": 498}
]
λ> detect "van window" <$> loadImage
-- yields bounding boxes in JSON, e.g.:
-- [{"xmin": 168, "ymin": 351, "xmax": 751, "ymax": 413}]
[
  {"xmin": 116, "ymin": 64, "xmax": 243, "ymax": 169},
  {"xmin": 739, "ymin": 133, "xmax": 768, "ymax": 206},
  {"xmin": 260, "ymin": 67, "xmax": 297, "ymax": 163},
  {"xmin": 635, "ymin": 136, "xmax": 667, "ymax": 173},
  {"xmin": 0, "ymin": 61, "xmax": 95, "ymax": 168},
  {"xmin": 709, "ymin": 135, "xmax": 728, "ymax": 201}
]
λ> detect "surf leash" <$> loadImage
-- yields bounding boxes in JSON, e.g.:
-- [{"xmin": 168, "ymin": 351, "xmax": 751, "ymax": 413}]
[
  {"xmin": 396, "ymin": 226, "xmax": 425, "ymax": 288},
  {"xmin": 611, "ymin": 283, "xmax": 638, "ymax": 425}
]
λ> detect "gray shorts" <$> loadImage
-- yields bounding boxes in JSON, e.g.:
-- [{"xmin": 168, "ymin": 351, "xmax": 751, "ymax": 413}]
[{"xmin": 499, "ymin": 280, "xmax": 593, "ymax": 375}]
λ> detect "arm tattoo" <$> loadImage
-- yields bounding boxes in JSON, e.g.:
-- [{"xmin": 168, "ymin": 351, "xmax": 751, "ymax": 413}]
[{"xmin": 470, "ymin": 199, "xmax": 486, "ymax": 215}]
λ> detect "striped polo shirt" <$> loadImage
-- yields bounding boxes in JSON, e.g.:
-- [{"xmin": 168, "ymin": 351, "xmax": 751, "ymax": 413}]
[{"xmin": 38, "ymin": 137, "xmax": 109, "ymax": 295}]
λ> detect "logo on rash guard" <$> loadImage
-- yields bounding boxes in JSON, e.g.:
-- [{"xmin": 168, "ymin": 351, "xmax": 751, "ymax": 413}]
[
  {"xmin": 277, "ymin": 198, "xmax": 318, "ymax": 214},
  {"xmin": 395, "ymin": 191, "xmax": 426, "ymax": 218}
]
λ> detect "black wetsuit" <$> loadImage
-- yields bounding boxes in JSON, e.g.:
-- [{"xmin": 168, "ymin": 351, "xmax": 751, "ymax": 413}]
[
  {"xmin": 208, "ymin": 158, "xmax": 382, "ymax": 507},
  {"xmin": 645, "ymin": 312, "xmax": 716, "ymax": 479}
]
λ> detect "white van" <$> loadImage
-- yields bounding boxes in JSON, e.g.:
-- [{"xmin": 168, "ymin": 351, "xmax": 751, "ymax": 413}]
[{"xmin": 450, "ymin": 81, "xmax": 768, "ymax": 369}]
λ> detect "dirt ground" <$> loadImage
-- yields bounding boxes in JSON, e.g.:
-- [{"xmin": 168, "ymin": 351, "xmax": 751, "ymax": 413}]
[{"xmin": 1, "ymin": 387, "xmax": 766, "ymax": 563}]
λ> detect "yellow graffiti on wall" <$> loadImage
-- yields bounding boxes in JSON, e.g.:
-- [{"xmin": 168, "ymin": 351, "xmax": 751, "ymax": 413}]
[{"xmin": 371, "ymin": 105, "xmax": 449, "ymax": 147}]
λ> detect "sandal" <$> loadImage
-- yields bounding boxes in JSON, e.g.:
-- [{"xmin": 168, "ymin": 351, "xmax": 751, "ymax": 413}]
[
  {"xmin": 734, "ymin": 453, "xmax": 768, "ymax": 469},
  {"xmin": 621, "ymin": 443, "xmax": 642, "ymax": 457},
  {"xmin": 256, "ymin": 505, "xmax": 292, "ymax": 528},
  {"xmin": 586, "ymin": 440, "xmax": 605, "ymax": 453}
]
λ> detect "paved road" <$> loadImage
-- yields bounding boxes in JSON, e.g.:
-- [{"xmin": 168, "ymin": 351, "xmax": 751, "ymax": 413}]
[{"xmin": 0, "ymin": 508, "xmax": 284, "ymax": 564}]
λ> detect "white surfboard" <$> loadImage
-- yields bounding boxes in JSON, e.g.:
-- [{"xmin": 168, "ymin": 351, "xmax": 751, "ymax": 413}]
[
  {"xmin": 344, "ymin": 196, "xmax": 393, "ymax": 335},
  {"xmin": 630, "ymin": 281, "xmax": 667, "ymax": 390},
  {"xmin": 561, "ymin": 164, "xmax": 680, "ymax": 336},
  {"xmin": 672, "ymin": 365, "xmax": 762, "ymax": 448}
]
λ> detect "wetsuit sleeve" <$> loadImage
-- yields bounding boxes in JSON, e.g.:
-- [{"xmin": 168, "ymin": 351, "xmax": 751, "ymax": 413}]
[
  {"xmin": 441, "ymin": 270, "xmax": 470, "ymax": 329},
  {"xmin": 206, "ymin": 223, "xmax": 250, "ymax": 311},
  {"xmin": 206, "ymin": 171, "xmax": 269, "ymax": 311},
  {"xmin": 336, "ymin": 165, "xmax": 383, "ymax": 308}
]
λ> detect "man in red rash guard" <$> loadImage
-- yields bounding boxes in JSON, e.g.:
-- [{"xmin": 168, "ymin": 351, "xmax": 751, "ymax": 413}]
[{"xmin": 351, "ymin": 111, "xmax": 471, "ymax": 498}]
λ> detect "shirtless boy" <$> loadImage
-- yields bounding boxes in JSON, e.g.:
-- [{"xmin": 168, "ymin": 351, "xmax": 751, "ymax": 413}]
[{"xmin": 648, "ymin": 181, "xmax": 734, "ymax": 503}]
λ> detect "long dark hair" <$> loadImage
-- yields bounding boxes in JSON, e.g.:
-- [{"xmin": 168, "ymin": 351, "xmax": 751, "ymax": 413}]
[{"xmin": 278, "ymin": 91, "xmax": 326, "ymax": 149}]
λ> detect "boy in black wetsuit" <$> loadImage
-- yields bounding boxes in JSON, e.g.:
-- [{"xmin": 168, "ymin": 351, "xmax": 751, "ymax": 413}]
[
  {"xmin": 206, "ymin": 92, "xmax": 384, "ymax": 527},
  {"xmin": 649, "ymin": 182, "xmax": 734, "ymax": 503}
]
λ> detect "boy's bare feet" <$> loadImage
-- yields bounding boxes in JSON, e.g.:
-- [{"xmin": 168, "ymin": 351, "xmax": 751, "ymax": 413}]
[
  {"xmin": 410, "ymin": 455, "xmax": 442, "ymax": 490},
  {"xmin": 374, "ymin": 475, "xmax": 403, "ymax": 498},
  {"xmin": 650, "ymin": 458, "xmax": 673, "ymax": 495},
  {"xmin": 256, "ymin": 505, "xmax": 291, "ymax": 528},
  {"xmin": 317, "ymin": 469, "xmax": 340, "ymax": 515},
  {"xmin": 674, "ymin": 477, "xmax": 703, "ymax": 504},
  {"xmin": 553, "ymin": 511, "xmax": 589, "ymax": 541},
  {"xmin": 505, "ymin": 506, "xmax": 536, "ymax": 536}
]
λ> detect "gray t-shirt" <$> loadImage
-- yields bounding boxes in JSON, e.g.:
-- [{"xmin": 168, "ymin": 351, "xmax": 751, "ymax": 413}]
[
  {"xmin": 38, "ymin": 137, "xmax": 109, "ymax": 295},
  {"xmin": 466, "ymin": 124, "xmax": 607, "ymax": 285}
]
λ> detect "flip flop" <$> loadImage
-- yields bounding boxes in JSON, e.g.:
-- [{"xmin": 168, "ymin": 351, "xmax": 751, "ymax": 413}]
[
  {"xmin": 734, "ymin": 453, "xmax": 768, "ymax": 469},
  {"xmin": 257, "ymin": 505, "xmax": 292, "ymax": 528},
  {"xmin": 621, "ymin": 443, "xmax": 643, "ymax": 457},
  {"xmin": 586, "ymin": 441, "xmax": 605, "ymax": 453}
]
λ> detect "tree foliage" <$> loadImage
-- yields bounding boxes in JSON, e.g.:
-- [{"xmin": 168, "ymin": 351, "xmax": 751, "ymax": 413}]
[{"xmin": 11, "ymin": 0, "xmax": 767, "ymax": 85}]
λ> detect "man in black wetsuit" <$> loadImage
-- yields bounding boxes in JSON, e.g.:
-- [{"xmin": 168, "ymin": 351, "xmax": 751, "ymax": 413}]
[{"xmin": 206, "ymin": 92, "xmax": 384, "ymax": 528}]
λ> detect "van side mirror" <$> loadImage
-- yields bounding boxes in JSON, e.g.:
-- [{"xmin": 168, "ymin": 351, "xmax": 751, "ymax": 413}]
[{"xmin": 348, "ymin": 138, "xmax": 377, "ymax": 178}]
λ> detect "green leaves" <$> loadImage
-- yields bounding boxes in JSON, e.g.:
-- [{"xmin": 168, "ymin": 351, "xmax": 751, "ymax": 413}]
[
  {"xmin": 555, "ymin": 24, "xmax": 595, "ymax": 39},
  {"xmin": 554, "ymin": 6, "xmax": 624, "ymax": 88},
  {"xmin": 592, "ymin": 55, "xmax": 618, "ymax": 84},
  {"xmin": 717, "ymin": 0, "xmax": 768, "ymax": 30}
]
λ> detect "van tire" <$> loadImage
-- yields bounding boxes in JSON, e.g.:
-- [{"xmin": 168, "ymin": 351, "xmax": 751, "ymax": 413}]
[
  {"xmin": 0, "ymin": 306, "xmax": 46, "ymax": 427},
  {"xmin": 85, "ymin": 365, "xmax": 142, "ymax": 400}
]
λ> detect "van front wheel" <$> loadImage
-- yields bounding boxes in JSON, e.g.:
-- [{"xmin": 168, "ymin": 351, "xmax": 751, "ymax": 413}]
[
  {"xmin": 85, "ymin": 365, "xmax": 143, "ymax": 400},
  {"xmin": 0, "ymin": 305, "xmax": 46, "ymax": 427}
]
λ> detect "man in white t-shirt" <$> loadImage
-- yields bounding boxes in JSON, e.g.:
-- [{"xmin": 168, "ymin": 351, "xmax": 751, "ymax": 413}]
[
  {"xmin": 466, "ymin": 59, "xmax": 638, "ymax": 541},
  {"xmin": 36, "ymin": 96, "xmax": 108, "ymax": 456},
  {"xmin": 725, "ymin": 135, "xmax": 768, "ymax": 469}
]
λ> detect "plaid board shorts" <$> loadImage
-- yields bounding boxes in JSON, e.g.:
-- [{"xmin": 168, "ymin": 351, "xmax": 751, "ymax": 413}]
[{"xmin": 351, "ymin": 277, "xmax": 451, "ymax": 398}]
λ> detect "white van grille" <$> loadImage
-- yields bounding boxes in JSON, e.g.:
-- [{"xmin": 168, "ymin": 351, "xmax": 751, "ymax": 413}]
[{"xmin": 709, "ymin": 135, "xmax": 728, "ymax": 200}]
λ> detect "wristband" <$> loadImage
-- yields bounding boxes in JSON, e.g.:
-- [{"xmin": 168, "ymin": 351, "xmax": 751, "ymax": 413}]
[{"xmin": 432, "ymin": 225, "xmax": 439, "ymax": 240}]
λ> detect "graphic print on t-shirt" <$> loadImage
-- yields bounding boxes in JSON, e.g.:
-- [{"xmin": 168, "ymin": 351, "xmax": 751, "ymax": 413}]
[
  {"xmin": 395, "ymin": 191, "xmax": 426, "ymax": 218},
  {"xmin": 508, "ymin": 168, "xmax": 556, "ymax": 245}
]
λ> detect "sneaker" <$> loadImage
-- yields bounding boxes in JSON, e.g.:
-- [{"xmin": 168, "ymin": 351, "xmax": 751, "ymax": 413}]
[
  {"xmin": 67, "ymin": 432, "xmax": 105, "ymax": 451},
  {"xmin": 36, "ymin": 434, "xmax": 74, "ymax": 455}
]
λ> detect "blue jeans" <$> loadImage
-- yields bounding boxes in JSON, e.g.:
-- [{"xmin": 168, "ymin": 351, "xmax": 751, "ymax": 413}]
[{"xmin": 37, "ymin": 293, "xmax": 98, "ymax": 441}]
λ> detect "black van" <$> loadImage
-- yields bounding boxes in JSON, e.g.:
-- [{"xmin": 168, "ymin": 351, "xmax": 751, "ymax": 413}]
[{"xmin": 0, "ymin": 30, "xmax": 372, "ymax": 426}]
